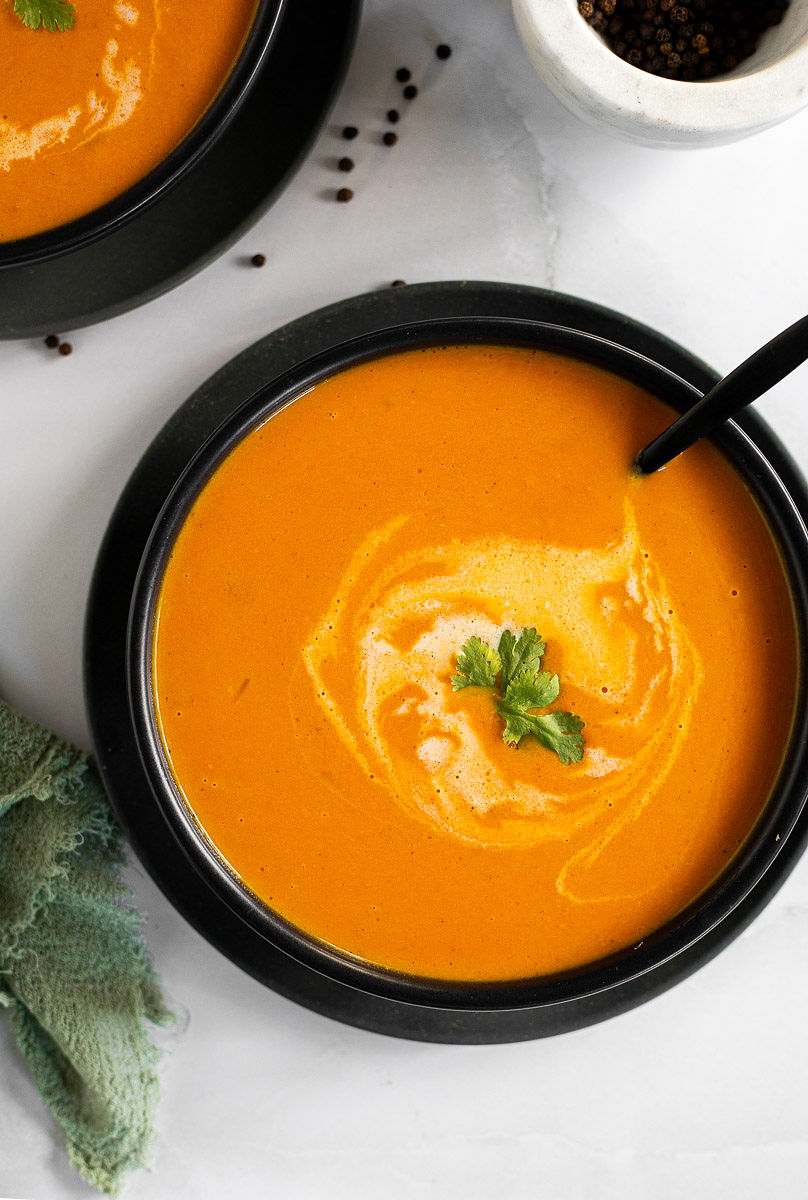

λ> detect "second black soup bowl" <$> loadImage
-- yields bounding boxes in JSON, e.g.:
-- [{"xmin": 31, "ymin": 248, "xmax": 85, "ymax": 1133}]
[
  {"xmin": 0, "ymin": 0, "xmax": 285, "ymax": 270},
  {"xmin": 118, "ymin": 299, "xmax": 808, "ymax": 1041}
]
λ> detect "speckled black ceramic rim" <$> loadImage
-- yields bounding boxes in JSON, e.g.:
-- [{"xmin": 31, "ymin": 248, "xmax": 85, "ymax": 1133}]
[
  {"xmin": 127, "ymin": 315, "xmax": 808, "ymax": 1011},
  {"xmin": 0, "ymin": 0, "xmax": 285, "ymax": 270}
]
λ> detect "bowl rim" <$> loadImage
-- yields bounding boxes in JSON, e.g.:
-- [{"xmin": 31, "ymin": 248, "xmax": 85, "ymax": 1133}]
[
  {"xmin": 126, "ymin": 314, "xmax": 808, "ymax": 1012},
  {"xmin": 0, "ymin": 0, "xmax": 286, "ymax": 269},
  {"xmin": 512, "ymin": 0, "xmax": 808, "ymax": 141}
]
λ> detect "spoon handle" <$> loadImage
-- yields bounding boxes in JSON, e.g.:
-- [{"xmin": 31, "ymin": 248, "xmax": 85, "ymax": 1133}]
[{"xmin": 636, "ymin": 313, "xmax": 808, "ymax": 475}]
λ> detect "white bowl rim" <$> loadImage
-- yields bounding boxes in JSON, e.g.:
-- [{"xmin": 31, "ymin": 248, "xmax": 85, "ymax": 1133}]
[{"xmin": 513, "ymin": 0, "xmax": 808, "ymax": 138}]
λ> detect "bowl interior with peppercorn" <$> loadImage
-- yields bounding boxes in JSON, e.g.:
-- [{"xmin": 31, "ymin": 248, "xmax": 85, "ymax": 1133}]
[{"xmin": 512, "ymin": 0, "xmax": 808, "ymax": 146}]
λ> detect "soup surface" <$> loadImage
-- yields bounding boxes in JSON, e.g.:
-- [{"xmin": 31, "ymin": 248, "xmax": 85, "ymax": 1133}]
[
  {"xmin": 1, "ymin": 0, "xmax": 256, "ymax": 242},
  {"xmin": 152, "ymin": 345, "xmax": 798, "ymax": 981}
]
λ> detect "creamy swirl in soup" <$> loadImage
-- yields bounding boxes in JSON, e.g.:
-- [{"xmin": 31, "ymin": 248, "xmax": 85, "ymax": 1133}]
[
  {"xmin": 1, "ymin": 0, "xmax": 255, "ymax": 242},
  {"xmin": 152, "ymin": 345, "xmax": 797, "ymax": 980}
]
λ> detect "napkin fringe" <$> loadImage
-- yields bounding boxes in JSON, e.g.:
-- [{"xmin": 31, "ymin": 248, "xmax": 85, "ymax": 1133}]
[{"xmin": 0, "ymin": 698, "xmax": 171, "ymax": 1195}]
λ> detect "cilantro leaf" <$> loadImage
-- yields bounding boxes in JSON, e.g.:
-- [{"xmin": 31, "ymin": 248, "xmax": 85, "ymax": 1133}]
[
  {"xmin": 530, "ymin": 711, "xmax": 586, "ymax": 765},
  {"xmin": 12, "ymin": 0, "xmax": 75, "ymax": 31},
  {"xmin": 451, "ymin": 626, "xmax": 586, "ymax": 764},
  {"xmin": 498, "ymin": 680, "xmax": 585, "ymax": 764},
  {"xmin": 497, "ymin": 674, "xmax": 561, "ymax": 746},
  {"xmin": 498, "ymin": 627, "xmax": 547, "ymax": 690},
  {"xmin": 451, "ymin": 636, "xmax": 502, "ymax": 691}
]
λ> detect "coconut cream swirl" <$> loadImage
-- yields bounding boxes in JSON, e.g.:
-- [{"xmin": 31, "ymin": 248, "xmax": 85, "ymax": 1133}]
[
  {"xmin": 0, "ymin": 0, "xmax": 156, "ymax": 174},
  {"xmin": 303, "ymin": 504, "xmax": 703, "ymax": 894}
]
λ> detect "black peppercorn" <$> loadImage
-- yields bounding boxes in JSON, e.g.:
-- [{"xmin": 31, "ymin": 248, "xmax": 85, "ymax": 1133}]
[
  {"xmin": 44, "ymin": 334, "xmax": 59, "ymax": 349},
  {"xmin": 338, "ymin": 156, "xmax": 354, "ymax": 171},
  {"xmin": 250, "ymin": 253, "xmax": 266, "ymax": 267},
  {"xmin": 578, "ymin": 0, "xmax": 789, "ymax": 81},
  {"xmin": 341, "ymin": 125, "xmax": 358, "ymax": 139},
  {"xmin": 382, "ymin": 131, "xmax": 398, "ymax": 146},
  {"xmin": 435, "ymin": 43, "xmax": 452, "ymax": 59},
  {"xmin": 395, "ymin": 67, "xmax": 411, "ymax": 82},
  {"xmin": 387, "ymin": 108, "xmax": 400, "ymax": 123},
  {"xmin": 403, "ymin": 83, "xmax": 418, "ymax": 99}
]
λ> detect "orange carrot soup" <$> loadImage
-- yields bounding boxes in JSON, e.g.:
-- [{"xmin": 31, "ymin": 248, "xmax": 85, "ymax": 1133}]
[
  {"xmin": 151, "ymin": 345, "xmax": 799, "ymax": 981},
  {"xmin": 1, "ymin": 0, "xmax": 256, "ymax": 242}
]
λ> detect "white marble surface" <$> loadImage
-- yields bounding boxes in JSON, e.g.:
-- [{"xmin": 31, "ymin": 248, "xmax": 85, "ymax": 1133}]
[{"xmin": 4, "ymin": 0, "xmax": 808, "ymax": 1195}]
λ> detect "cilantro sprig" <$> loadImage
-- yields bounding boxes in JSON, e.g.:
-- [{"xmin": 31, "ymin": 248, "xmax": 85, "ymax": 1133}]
[
  {"xmin": 10, "ymin": 0, "xmax": 75, "ymax": 32},
  {"xmin": 452, "ymin": 627, "xmax": 585, "ymax": 765},
  {"xmin": 452, "ymin": 636, "xmax": 502, "ymax": 690}
]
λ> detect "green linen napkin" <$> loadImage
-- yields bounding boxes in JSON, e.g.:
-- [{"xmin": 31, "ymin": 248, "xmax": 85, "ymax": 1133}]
[{"xmin": 0, "ymin": 697, "xmax": 171, "ymax": 1195}]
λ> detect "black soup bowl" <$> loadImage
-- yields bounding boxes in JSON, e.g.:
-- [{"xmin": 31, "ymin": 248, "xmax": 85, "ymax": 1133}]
[
  {"xmin": 124, "ymin": 311, "xmax": 808, "ymax": 1043},
  {"xmin": 0, "ymin": 0, "xmax": 286, "ymax": 270}
]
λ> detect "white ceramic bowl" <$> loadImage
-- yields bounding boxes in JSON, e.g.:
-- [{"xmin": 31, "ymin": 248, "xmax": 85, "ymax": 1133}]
[{"xmin": 512, "ymin": 0, "xmax": 808, "ymax": 147}]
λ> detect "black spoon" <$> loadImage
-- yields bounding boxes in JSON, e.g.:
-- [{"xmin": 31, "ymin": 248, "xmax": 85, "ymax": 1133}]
[{"xmin": 635, "ymin": 313, "xmax": 808, "ymax": 475}]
